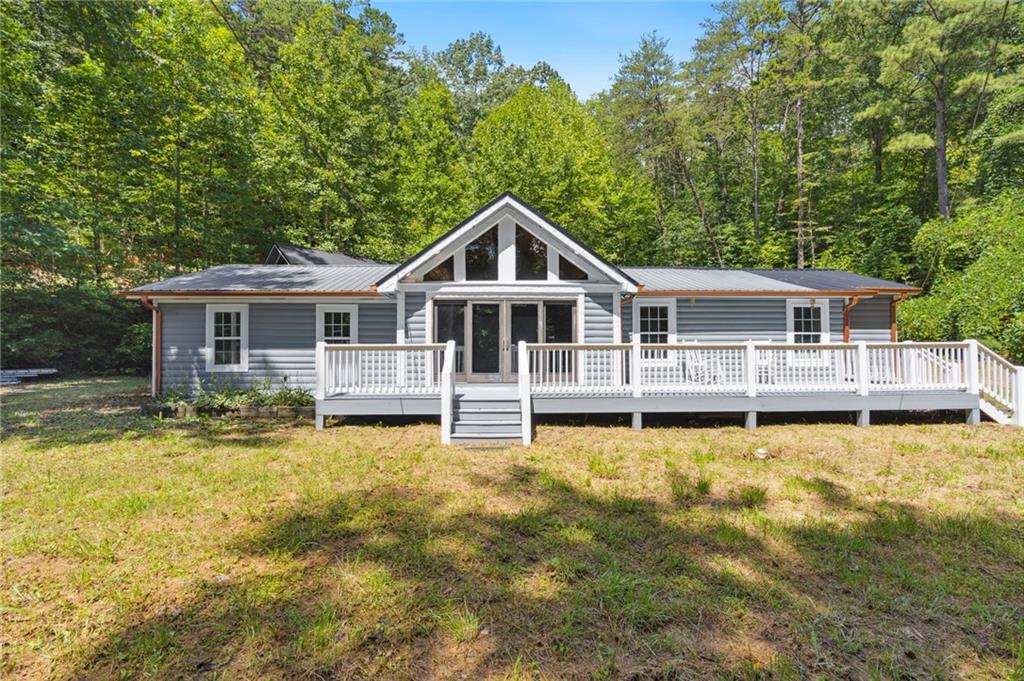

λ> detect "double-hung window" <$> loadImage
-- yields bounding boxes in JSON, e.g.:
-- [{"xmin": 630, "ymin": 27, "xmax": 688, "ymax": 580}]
[
  {"xmin": 635, "ymin": 300, "xmax": 676, "ymax": 361},
  {"xmin": 786, "ymin": 299, "xmax": 830, "ymax": 344},
  {"xmin": 205, "ymin": 304, "xmax": 248, "ymax": 372},
  {"xmin": 316, "ymin": 304, "xmax": 357, "ymax": 344}
]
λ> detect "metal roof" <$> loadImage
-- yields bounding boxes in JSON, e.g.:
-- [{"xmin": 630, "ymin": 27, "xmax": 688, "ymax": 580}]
[
  {"xmin": 622, "ymin": 268, "xmax": 813, "ymax": 292},
  {"xmin": 264, "ymin": 243, "xmax": 387, "ymax": 265},
  {"xmin": 622, "ymin": 267, "xmax": 917, "ymax": 293},
  {"xmin": 747, "ymin": 269, "xmax": 919, "ymax": 292},
  {"xmin": 127, "ymin": 264, "xmax": 392, "ymax": 294}
]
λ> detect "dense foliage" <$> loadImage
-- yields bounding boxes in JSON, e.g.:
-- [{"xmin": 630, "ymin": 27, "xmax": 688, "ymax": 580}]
[{"xmin": 2, "ymin": 0, "xmax": 1022, "ymax": 370}]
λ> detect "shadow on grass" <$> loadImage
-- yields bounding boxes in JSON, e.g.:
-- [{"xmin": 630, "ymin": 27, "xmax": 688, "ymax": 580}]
[{"xmin": 69, "ymin": 465, "xmax": 1024, "ymax": 680}]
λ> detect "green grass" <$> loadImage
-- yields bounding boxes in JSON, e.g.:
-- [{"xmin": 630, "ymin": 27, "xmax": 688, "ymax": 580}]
[{"xmin": 2, "ymin": 377, "xmax": 1024, "ymax": 679}]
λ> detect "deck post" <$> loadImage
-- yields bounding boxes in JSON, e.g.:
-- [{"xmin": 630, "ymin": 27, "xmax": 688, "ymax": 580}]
[
  {"xmin": 518, "ymin": 341, "xmax": 532, "ymax": 445},
  {"xmin": 631, "ymin": 336, "xmax": 642, "ymax": 398},
  {"xmin": 856, "ymin": 409, "xmax": 870, "ymax": 427},
  {"xmin": 315, "ymin": 341, "xmax": 326, "ymax": 400},
  {"xmin": 632, "ymin": 412, "xmax": 642, "ymax": 430},
  {"xmin": 745, "ymin": 340, "xmax": 757, "ymax": 397},
  {"xmin": 855, "ymin": 341, "xmax": 869, "ymax": 396},
  {"xmin": 965, "ymin": 339, "xmax": 979, "ymax": 395},
  {"xmin": 315, "ymin": 414, "xmax": 325, "ymax": 430},
  {"xmin": 966, "ymin": 408, "xmax": 981, "ymax": 426},
  {"xmin": 440, "ymin": 340, "xmax": 455, "ymax": 445},
  {"xmin": 744, "ymin": 411, "xmax": 757, "ymax": 430},
  {"xmin": 1014, "ymin": 366, "xmax": 1024, "ymax": 427}
]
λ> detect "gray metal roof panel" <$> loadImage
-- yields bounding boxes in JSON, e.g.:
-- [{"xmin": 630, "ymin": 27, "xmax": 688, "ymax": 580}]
[
  {"xmin": 265, "ymin": 243, "xmax": 388, "ymax": 265},
  {"xmin": 128, "ymin": 264, "xmax": 392, "ymax": 293},
  {"xmin": 747, "ymin": 269, "xmax": 918, "ymax": 291},
  {"xmin": 622, "ymin": 267, "xmax": 813, "ymax": 292}
]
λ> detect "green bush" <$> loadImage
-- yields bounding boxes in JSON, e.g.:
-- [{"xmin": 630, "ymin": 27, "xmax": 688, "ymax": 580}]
[
  {"xmin": 1, "ymin": 285, "xmax": 148, "ymax": 373},
  {"xmin": 899, "ymin": 191, "xmax": 1024, "ymax": 362},
  {"xmin": 162, "ymin": 378, "xmax": 313, "ymax": 410}
]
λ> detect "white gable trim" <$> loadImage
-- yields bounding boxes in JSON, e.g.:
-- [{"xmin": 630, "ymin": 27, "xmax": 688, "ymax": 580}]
[{"xmin": 376, "ymin": 195, "xmax": 637, "ymax": 294}]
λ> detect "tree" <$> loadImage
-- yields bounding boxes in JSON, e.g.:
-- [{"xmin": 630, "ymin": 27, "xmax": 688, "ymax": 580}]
[
  {"xmin": 877, "ymin": 0, "xmax": 1012, "ymax": 218},
  {"xmin": 470, "ymin": 82, "xmax": 656, "ymax": 262},
  {"xmin": 394, "ymin": 80, "xmax": 471, "ymax": 249}
]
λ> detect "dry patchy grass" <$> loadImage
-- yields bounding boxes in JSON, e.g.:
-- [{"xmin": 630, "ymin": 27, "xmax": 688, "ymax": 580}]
[{"xmin": 2, "ymin": 377, "xmax": 1023, "ymax": 679}]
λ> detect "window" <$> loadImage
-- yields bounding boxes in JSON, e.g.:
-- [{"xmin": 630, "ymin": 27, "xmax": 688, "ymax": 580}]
[
  {"xmin": 465, "ymin": 225, "xmax": 498, "ymax": 280},
  {"xmin": 424, "ymin": 256, "xmax": 454, "ymax": 282},
  {"xmin": 544, "ymin": 302, "xmax": 575, "ymax": 343},
  {"xmin": 516, "ymin": 225, "xmax": 547, "ymax": 280},
  {"xmin": 638, "ymin": 304, "xmax": 670, "ymax": 344},
  {"xmin": 558, "ymin": 256, "xmax": 588, "ymax": 281},
  {"xmin": 317, "ymin": 304, "xmax": 357, "ymax": 344},
  {"xmin": 205, "ymin": 304, "xmax": 248, "ymax": 372},
  {"xmin": 786, "ymin": 300, "xmax": 830, "ymax": 344},
  {"xmin": 635, "ymin": 300, "xmax": 676, "ymax": 361}
]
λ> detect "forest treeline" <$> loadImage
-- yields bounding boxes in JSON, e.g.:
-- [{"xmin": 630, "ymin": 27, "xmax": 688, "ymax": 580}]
[{"xmin": 2, "ymin": 0, "xmax": 1023, "ymax": 370}]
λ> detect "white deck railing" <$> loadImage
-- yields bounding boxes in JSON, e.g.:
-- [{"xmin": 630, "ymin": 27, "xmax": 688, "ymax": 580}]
[
  {"xmin": 518, "ymin": 339, "xmax": 1023, "ymax": 425},
  {"xmin": 315, "ymin": 342, "xmax": 448, "ymax": 397},
  {"xmin": 315, "ymin": 340, "xmax": 1023, "ymax": 429}
]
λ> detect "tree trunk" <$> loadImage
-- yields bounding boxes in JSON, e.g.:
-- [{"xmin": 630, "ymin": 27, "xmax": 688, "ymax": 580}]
[
  {"xmin": 173, "ymin": 118, "xmax": 182, "ymax": 274},
  {"xmin": 751, "ymin": 104, "xmax": 761, "ymax": 243},
  {"xmin": 678, "ymin": 151, "xmax": 724, "ymax": 266},
  {"xmin": 795, "ymin": 94, "xmax": 806, "ymax": 269},
  {"xmin": 934, "ymin": 83, "xmax": 950, "ymax": 218},
  {"xmin": 871, "ymin": 126, "xmax": 883, "ymax": 184}
]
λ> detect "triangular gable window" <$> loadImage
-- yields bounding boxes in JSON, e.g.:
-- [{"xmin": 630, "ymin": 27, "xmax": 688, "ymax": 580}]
[
  {"xmin": 465, "ymin": 225, "xmax": 498, "ymax": 280},
  {"xmin": 516, "ymin": 225, "xmax": 547, "ymax": 280},
  {"xmin": 559, "ymin": 256, "xmax": 589, "ymax": 281},
  {"xmin": 424, "ymin": 256, "xmax": 454, "ymax": 282}
]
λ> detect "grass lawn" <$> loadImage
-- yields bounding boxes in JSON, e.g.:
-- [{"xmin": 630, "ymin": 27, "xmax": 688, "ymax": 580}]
[{"xmin": 2, "ymin": 377, "xmax": 1023, "ymax": 680}]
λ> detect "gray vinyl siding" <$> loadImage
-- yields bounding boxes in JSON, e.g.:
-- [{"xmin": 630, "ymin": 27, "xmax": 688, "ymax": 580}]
[
  {"xmin": 849, "ymin": 297, "xmax": 891, "ymax": 342},
  {"xmin": 677, "ymin": 298, "xmax": 788, "ymax": 342},
  {"xmin": 160, "ymin": 301, "xmax": 396, "ymax": 394},
  {"xmin": 583, "ymin": 293, "xmax": 615, "ymax": 342},
  {"xmin": 405, "ymin": 292, "xmax": 427, "ymax": 343},
  {"xmin": 621, "ymin": 299, "xmax": 632, "ymax": 341},
  {"xmin": 675, "ymin": 297, "xmax": 844, "ymax": 342},
  {"xmin": 359, "ymin": 303, "xmax": 398, "ymax": 343}
]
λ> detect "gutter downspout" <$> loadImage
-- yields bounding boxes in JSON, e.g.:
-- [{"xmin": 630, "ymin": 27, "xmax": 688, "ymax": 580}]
[
  {"xmin": 890, "ymin": 292, "xmax": 909, "ymax": 342},
  {"xmin": 139, "ymin": 296, "xmax": 162, "ymax": 397},
  {"xmin": 843, "ymin": 296, "xmax": 861, "ymax": 343}
]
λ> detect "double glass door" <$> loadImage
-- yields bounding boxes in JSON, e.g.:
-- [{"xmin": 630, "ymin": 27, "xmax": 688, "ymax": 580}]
[{"xmin": 434, "ymin": 300, "xmax": 576, "ymax": 382}]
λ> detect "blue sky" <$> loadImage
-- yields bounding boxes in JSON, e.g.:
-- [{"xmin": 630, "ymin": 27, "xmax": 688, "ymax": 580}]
[{"xmin": 376, "ymin": 1, "xmax": 718, "ymax": 99}]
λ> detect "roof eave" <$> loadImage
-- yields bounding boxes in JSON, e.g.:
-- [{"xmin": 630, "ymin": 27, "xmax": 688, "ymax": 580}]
[{"xmin": 120, "ymin": 289, "xmax": 381, "ymax": 298}]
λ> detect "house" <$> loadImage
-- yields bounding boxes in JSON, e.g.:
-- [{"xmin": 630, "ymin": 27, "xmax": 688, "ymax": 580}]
[{"xmin": 125, "ymin": 193, "xmax": 1024, "ymax": 443}]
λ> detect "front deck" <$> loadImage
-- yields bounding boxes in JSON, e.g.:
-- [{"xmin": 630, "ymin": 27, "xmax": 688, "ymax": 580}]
[{"xmin": 314, "ymin": 340, "xmax": 1024, "ymax": 443}]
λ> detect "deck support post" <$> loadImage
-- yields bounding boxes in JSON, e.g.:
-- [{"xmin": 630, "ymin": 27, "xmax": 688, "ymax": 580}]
[
  {"xmin": 631, "ymin": 336, "xmax": 642, "ymax": 398},
  {"xmin": 745, "ymin": 340, "xmax": 757, "ymax": 397},
  {"xmin": 744, "ymin": 411, "xmax": 757, "ymax": 430},
  {"xmin": 856, "ymin": 409, "xmax": 870, "ymax": 427},
  {"xmin": 855, "ymin": 341, "xmax": 869, "ymax": 396},
  {"xmin": 966, "ymin": 408, "xmax": 981, "ymax": 426},
  {"xmin": 1014, "ymin": 367, "xmax": 1024, "ymax": 427},
  {"xmin": 315, "ymin": 413, "xmax": 325, "ymax": 430},
  {"xmin": 632, "ymin": 412, "xmax": 642, "ymax": 430},
  {"xmin": 518, "ymin": 341, "xmax": 532, "ymax": 445},
  {"xmin": 965, "ymin": 339, "xmax": 979, "ymax": 396}
]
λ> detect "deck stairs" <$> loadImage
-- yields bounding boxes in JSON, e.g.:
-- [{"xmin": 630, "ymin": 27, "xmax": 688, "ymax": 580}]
[{"xmin": 450, "ymin": 386, "xmax": 523, "ymax": 445}]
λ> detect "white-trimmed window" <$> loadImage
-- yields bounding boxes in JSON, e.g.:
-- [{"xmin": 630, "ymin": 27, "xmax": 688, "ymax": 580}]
[
  {"xmin": 786, "ymin": 299, "xmax": 830, "ymax": 344},
  {"xmin": 205, "ymin": 304, "xmax": 248, "ymax": 372},
  {"xmin": 635, "ymin": 300, "xmax": 676, "ymax": 343},
  {"xmin": 316, "ymin": 304, "xmax": 358, "ymax": 344},
  {"xmin": 634, "ymin": 299, "xmax": 677, "ymax": 361}
]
